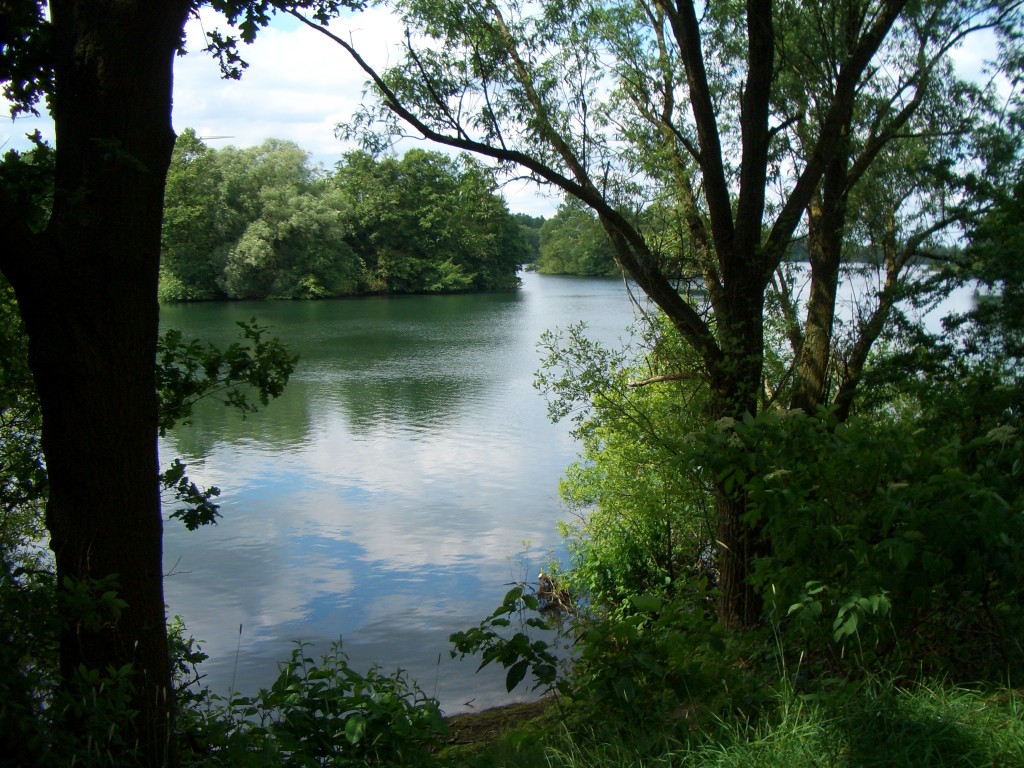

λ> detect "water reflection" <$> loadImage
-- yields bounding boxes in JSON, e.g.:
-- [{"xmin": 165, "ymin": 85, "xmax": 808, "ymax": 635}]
[
  {"xmin": 159, "ymin": 274, "xmax": 639, "ymax": 713},
  {"xmin": 159, "ymin": 269, "xmax": 977, "ymax": 713}
]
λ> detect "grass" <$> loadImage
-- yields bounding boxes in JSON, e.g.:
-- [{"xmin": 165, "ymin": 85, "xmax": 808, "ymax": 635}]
[{"xmin": 443, "ymin": 682, "xmax": 1024, "ymax": 768}]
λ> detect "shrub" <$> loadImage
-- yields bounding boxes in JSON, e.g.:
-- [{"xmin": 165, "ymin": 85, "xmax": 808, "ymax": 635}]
[
  {"xmin": 697, "ymin": 410, "xmax": 1024, "ymax": 680},
  {"xmin": 181, "ymin": 641, "xmax": 447, "ymax": 766}
]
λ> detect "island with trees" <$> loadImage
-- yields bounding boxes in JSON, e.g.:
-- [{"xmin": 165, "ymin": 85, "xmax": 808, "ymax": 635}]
[{"xmin": 160, "ymin": 131, "xmax": 536, "ymax": 301}]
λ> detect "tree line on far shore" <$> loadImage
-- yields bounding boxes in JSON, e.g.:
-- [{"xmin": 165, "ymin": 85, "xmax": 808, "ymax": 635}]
[
  {"xmin": 160, "ymin": 129, "xmax": 633, "ymax": 296},
  {"xmin": 160, "ymin": 130, "xmax": 543, "ymax": 301}
]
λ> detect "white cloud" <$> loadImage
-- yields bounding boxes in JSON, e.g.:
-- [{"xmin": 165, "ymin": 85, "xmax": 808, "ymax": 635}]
[
  {"xmin": 0, "ymin": 8, "xmax": 558, "ymax": 215},
  {"xmin": 3, "ymin": 12, "xmax": 1012, "ymax": 221},
  {"xmin": 948, "ymin": 27, "xmax": 1000, "ymax": 85},
  {"xmin": 173, "ymin": 8, "xmax": 398, "ymax": 165},
  {"xmin": 175, "ymin": 8, "xmax": 560, "ymax": 215}
]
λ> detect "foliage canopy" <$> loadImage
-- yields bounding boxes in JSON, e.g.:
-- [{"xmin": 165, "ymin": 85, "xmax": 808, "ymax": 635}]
[{"xmin": 160, "ymin": 132, "xmax": 530, "ymax": 301}]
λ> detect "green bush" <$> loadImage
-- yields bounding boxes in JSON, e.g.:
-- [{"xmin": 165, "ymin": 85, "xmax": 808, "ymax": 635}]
[
  {"xmin": 696, "ymin": 410, "xmax": 1024, "ymax": 680},
  {"xmin": 449, "ymin": 580, "xmax": 768, "ymax": 736},
  {"xmin": 564, "ymin": 589, "xmax": 768, "ymax": 731},
  {"xmin": 181, "ymin": 641, "xmax": 447, "ymax": 766},
  {"xmin": 535, "ymin": 320, "xmax": 714, "ymax": 611},
  {"xmin": 450, "ymin": 586, "xmax": 563, "ymax": 696}
]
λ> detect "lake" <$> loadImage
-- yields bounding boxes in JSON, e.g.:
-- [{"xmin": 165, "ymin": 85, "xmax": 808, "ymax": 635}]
[
  {"xmin": 158, "ymin": 268, "xmax": 973, "ymax": 714},
  {"xmin": 159, "ymin": 272, "xmax": 645, "ymax": 713}
]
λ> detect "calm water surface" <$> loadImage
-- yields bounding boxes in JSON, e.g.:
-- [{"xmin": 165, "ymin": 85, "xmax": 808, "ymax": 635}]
[
  {"xmin": 159, "ymin": 273, "xmax": 643, "ymax": 713},
  {"xmin": 159, "ymin": 268, "xmax": 971, "ymax": 713}
]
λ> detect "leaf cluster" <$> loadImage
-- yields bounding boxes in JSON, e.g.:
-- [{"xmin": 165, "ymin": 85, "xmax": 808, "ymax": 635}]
[
  {"xmin": 449, "ymin": 585, "xmax": 562, "ymax": 695},
  {"xmin": 157, "ymin": 318, "xmax": 298, "ymax": 436},
  {"xmin": 535, "ymin": 199, "xmax": 619, "ymax": 276},
  {"xmin": 536, "ymin": 318, "xmax": 713, "ymax": 608},
  {"xmin": 562, "ymin": 589, "xmax": 767, "ymax": 733},
  {"xmin": 0, "ymin": 0, "xmax": 52, "ymax": 117},
  {"xmin": 160, "ymin": 134, "xmax": 529, "ymax": 300},
  {"xmin": 0, "ymin": 571, "xmax": 150, "ymax": 767}
]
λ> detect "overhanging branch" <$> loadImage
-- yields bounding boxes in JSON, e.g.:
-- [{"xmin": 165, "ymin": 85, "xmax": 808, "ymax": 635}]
[{"xmin": 291, "ymin": 7, "xmax": 726, "ymax": 377}]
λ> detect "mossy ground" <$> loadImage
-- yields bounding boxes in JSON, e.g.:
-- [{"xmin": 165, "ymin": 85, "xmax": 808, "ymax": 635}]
[{"xmin": 440, "ymin": 699, "xmax": 552, "ymax": 756}]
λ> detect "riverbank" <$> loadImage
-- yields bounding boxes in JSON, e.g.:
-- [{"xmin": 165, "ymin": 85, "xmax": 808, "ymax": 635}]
[
  {"xmin": 442, "ymin": 699, "xmax": 551, "ymax": 755},
  {"xmin": 434, "ymin": 684, "xmax": 1024, "ymax": 767}
]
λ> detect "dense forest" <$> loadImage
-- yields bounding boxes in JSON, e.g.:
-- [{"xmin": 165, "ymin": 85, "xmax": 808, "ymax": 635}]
[
  {"xmin": 159, "ymin": 130, "xmax": 539, "ymax": 301},
  {"xmin": 531, "ymin": 198, "xmax": 620, "ymax": 276},
  {"xmin": 2, "ymin": 0, "xmax": 1024, "ymax": 766}
]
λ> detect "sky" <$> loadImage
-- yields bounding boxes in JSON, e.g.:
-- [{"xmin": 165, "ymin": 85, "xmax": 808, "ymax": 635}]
[
  {"xmin": 0, "ymin": 7, "xmax": 561, "ymax": 217},
  {"xmin": 0, "ymin": 7, "xmax": 1004, "ymax": 218}
]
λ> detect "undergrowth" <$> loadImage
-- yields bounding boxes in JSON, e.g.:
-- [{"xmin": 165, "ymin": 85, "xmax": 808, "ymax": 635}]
[{"xmin": 456, "ymin": 682, "xmax": 1023, "ymax": 768}]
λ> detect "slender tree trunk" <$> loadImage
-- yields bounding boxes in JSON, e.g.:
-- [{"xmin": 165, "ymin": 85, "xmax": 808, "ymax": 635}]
[
  {"xmin": 708, "ymin": 260, "xmax": 769, "ymax": 629},
  {"xmin": 790, "ymin": 198, "xmax": 843, "ymax": 414},
  {"xmin": 833, "ymin": 213, "xmax": 904, "ymax": 421},
  {"xmin": 790, "ymin": 129, "xmax": 851, "ymax": 415},
  {"xmin": 4, "ymin": 2, "xmax": 191, "ymax": 764}
]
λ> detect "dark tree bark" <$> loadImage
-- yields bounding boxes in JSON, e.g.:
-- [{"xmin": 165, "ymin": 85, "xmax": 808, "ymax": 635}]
[{"xmin": 1, "ymin": 2, "xmax": 191, "ymax": 764}]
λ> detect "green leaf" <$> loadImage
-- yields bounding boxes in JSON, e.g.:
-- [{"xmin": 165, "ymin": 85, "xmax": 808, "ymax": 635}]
[
  {"xmin": 344, "ymin": 714, "xmax": 367, "ymax": 745},
  {"xmin": 629, "ymin": 594, "xmax": 662, "ymax": 613},
  {"xmin": 833, "ymin": 611, "xmax": 858, "ymax": 641},
  {"xmin": 505, "ymin": 659, "xmax": 529, "ymax": 692},
  {"xmin": 502, "ymin": 586, "xmax": 524, "ymax": 605}
]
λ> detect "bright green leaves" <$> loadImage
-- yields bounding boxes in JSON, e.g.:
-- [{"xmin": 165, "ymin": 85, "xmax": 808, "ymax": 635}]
[
  {"xmin": 536, "ymin": 316, "xmax": 712, "ymax": 609},
  {"xmin": 159, "ymin": 129, "xmax": 229, "ymax": 301},
  {"xmin": 334, "ymin": 148, "xmax": 527, "ymax": 293},
  {"xmin": 335, "ymin": 0, "xmax": 611, "ymax": 187},
  {"xmin": 832, "ymin": 593, "xmax": 891, "ymax": 643},
  {"xmin": 449, "ymin": 585, "xmax": 562, "ymax": 694},
  {"xmin": 538, "ymin": 280, "xmax": 1024, "ymax": 685},
  {"xmin": 628, "ymin": 593, "xmax": 662, "ymax": 613},
  {"xmin": 161, "ymin": 134, "xmax": 362, "ymax": 300},
  {"xmin": 536, "ymin": 198, "xmax": 619, "ymax": 275},
  {"xmin": 161, "ymin": 136, "xmax": 526, "ymax": 299}
]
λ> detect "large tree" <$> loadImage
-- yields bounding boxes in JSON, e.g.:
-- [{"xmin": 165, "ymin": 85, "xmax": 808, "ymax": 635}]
[
  {"xmin": 285, "ymin": 0, "xmax": 1021, "ymax": 628},
  {"xmin": 2, "ymin": 4, "xmax": 192, "ymax": 761},
  {"xmin": 0, "ymin": 1, "xmax": 348, "ymax": 763},
  {"xmin": 333, "ymin": 148, "xmax": 527, "ymax": 292}
]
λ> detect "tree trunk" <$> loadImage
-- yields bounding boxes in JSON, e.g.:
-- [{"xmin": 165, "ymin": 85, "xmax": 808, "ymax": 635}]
[
  {"xmin": 790, "ymin": 193, "xmax": 844, "ymax": 413},
  {"xmin": 714, "ymin": 491, "xmax": 765, "ymax": 630},
  {"xmin": 708, "ymin": 260, "xmax": 768, "ymax": 629},
  {"xmin": 790, "ymin": 125, "xmax": 851, "ymax": 415},
  {"xmin": 4, "ymin": 2, "xmax": 191, "ymax": 764}
]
